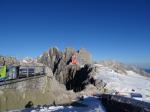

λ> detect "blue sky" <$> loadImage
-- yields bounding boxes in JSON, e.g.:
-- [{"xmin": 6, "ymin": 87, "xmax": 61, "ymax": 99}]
[{"xmin": 0, "ymin": 0, "xmax": 150, "ymax": 64}]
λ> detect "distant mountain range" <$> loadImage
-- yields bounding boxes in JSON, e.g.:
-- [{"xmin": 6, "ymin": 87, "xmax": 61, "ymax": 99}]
[
  {"xmin": 0, "ymin": 47, "xmax": 150, "ymax": 77},
  {"xmin": 95, "ymin": 60, "xmax": 150, "ymax": 77},
  {"xmin": 130, "ymin": 63, "xmax": 150, "ymax": 73},
  {"xmin": 131, "ymin": 63, "xmax": 150, "ymax": 69},
  {"xmin": 144, "ymin": 69, "xmax": 150, "ymax": 73}
]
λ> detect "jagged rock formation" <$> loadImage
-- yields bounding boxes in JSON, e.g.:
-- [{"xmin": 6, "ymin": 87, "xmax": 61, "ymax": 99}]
[
  {"xmin": 56, "ymin": 64, "xmax": 95, "ymax": 92},
  {"xmin": 1, "ymin": 47, "xmax": 150, "ymax": 111},
  {"xmin": 77, "ymin": 48, "xmax": 92, "ymax": 65},
  {"xmin": 38, "ymin": 47, "xmax": 92, "ymax": 69},
  {"xmin": 0, "ymin": 47, "xmax": 95, "ymax": 93},
  {"xmin": 38, "ymin": 47, "xmax": 95, "ymax": 92},
  {"xmin": 0, "ymin": 56, "xmax": 20, "ymax": 66}
]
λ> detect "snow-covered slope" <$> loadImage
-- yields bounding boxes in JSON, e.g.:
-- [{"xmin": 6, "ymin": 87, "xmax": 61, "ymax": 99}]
[
  {"xmin": 20, "ymin": 57, "xmax": 43, "ymax": 66},
  {"xmin": 94, "ymin": 64, "xmax": 150, "ymax": 102},
  {"xmin": 97, "ymin": 60, "xmax": 150, "ymax": 77}
]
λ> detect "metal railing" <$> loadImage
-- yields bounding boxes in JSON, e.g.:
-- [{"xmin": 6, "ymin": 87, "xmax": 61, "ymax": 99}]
[
  {"xmin": 19, "ymin": 66, "xmax": 46, "ymax": 78},
  {"xmin": 0, "ymin": 66, "xmax": 46, "ymax": 86}
]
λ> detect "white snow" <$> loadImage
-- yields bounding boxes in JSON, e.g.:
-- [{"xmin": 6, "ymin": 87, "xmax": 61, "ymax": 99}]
[
  {"xmin": 31, "ymin": 96, "xmax": 106, "ymax": 112},
  {"xmin": 94, "ymin": 64, "xmax": 150, "ymax": 102},
  {"xmin": 10, "ymin": 96, "xmax": 106, "ymax": 112}
]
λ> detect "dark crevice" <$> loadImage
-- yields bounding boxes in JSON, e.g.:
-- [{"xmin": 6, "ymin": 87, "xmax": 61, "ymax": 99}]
[{"xmin": 65, "ymin": 64, "xmax": 94, "ymax": 92}]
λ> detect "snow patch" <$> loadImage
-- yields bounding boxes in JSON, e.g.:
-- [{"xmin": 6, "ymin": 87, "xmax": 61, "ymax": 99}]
[
  {"xmin": 9, "ymin": 96, "xmax": 106, "ymax": 112},
  {"xmin": 94, "ymin": 64, "xmax": 150, "ymax": 102}
]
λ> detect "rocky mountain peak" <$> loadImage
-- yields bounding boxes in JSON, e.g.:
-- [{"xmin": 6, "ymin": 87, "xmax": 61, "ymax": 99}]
[
  {"xmin": 37, "ymin": 47, "xmax": 95, "ymax": 92},
  {"xmin": 0, "ymin": 55, "xmax": 20, "ymax": 66}
]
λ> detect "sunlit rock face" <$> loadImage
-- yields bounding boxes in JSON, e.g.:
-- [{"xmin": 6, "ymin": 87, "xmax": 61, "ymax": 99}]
[
  {"xmin": 38, "ymin": 47, "xmax": 95, "ymax": 92},
  {"xmin": 0, "ymin": 67, "xmax": 76, "ymax": 111}
]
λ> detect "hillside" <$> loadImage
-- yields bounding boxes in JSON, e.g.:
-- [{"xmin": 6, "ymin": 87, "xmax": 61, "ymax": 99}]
[
  {"xmin": 94, "ymin": 64, "xmax": 150, "ymax": 102},
  {"xmin": 97, "ymin": 60, "xmax": 150, "ymax": 77}
]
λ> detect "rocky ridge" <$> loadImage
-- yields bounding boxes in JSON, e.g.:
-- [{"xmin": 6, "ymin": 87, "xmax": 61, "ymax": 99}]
[
  {"xmin": 37, "ymin": 47, "xmax": 95, "ymax": 92},
  {"xmin": 0, "ymin": 47, "xmax": 150, "ymax": 111}
]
